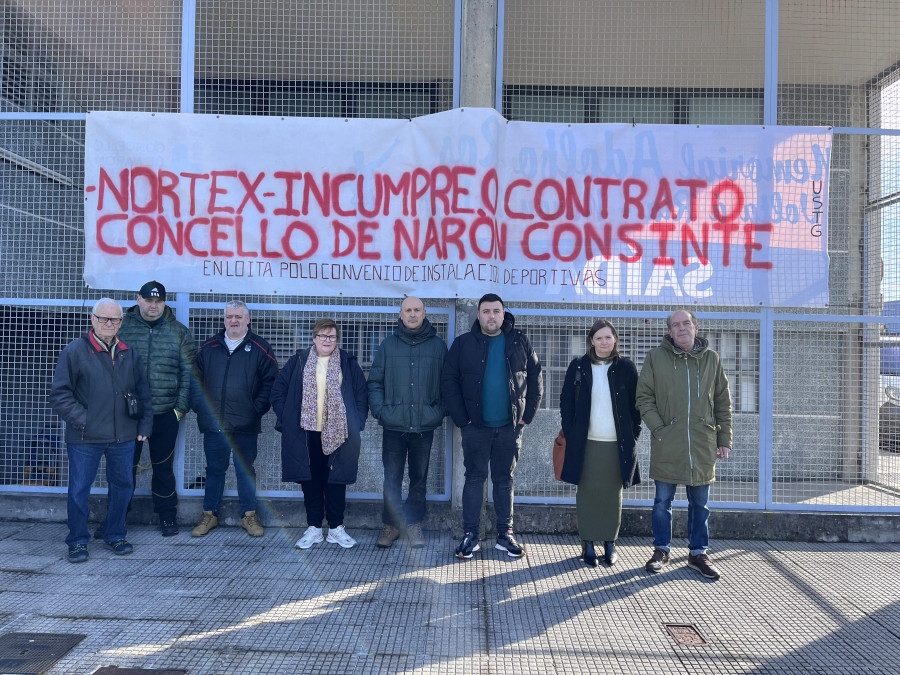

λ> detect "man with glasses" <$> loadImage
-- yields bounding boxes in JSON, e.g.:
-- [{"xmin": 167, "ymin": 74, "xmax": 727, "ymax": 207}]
[
  {"xmin": 368, "ymin": 296, "xmax": 447, "ymax": 549},
  {"xmin": 117, "ymin": 280, "xmax": 197, "ymax": 536},
  {"xmin": 191, "ymin": 300, "xmax": 278, "ymax": 538},
  {"xmin": 50, "ymin": 299, "xmax": 153, "ymax": 562}
]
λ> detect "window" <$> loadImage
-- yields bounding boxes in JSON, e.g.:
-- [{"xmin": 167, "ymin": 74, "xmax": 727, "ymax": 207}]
[
  {"xmin": 194, "ymin": 80, "xmax": 442, "ymax": 119},
  {"xmin": 503, "ymin": 86, "xmax": 763, "ymax": 125}
]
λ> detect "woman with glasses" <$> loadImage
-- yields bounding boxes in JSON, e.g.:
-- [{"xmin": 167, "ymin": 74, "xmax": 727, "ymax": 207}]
[
  {"xmin": 272, "ymin": 318, "xmax": 368, "ymax": 549},
  {"xmin": 559, "ymin": 319, "xmax": 641, "ymax": 567}
]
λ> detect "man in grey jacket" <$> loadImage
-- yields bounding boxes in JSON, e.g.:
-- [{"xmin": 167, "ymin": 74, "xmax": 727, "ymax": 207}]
[{"xmin": 368, "ymin": 297, "xmax": 447, "ymax": 549}]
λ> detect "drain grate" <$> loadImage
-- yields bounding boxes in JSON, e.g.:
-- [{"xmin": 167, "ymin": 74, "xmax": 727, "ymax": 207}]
[
  {"xmin": 0, "ymin": 632, "xmax": 86, "ymax": 674},
  {"xmin": 664, "ymin": 623, "xmax": 708, "ymax": 646},
  {"xmin": 92, "ymin": 669, "xmax": 187, "ymax": 674}
]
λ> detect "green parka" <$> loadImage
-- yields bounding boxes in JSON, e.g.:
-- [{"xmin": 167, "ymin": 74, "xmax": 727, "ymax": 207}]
[
  {"xmin": 117, "ymin": 304, "xmax": 197, "ymax": 415},
  {"xmin": 635, "ymin": 335, "xmax": 732, "ymax": 486}
]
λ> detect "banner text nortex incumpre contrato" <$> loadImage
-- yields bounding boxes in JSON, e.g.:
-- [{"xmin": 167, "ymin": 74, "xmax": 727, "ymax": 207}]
[{"xmin": 84, "ymin": 108, "xmax": 831, "ymax": 305}]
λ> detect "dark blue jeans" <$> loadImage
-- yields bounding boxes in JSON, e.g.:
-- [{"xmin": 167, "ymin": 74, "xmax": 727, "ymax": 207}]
[
  {"xmin": 381, "ymin": 429, "xmax": 434, "ymax": 528},
  {"xmin": 651, "ymin": 480, "xmax": 711, "ymax": 555},
  {"xmin": 66, "ymin": 441, "xmax": 133, "ymax": 547},
  {"xmin": 203, "ymin": 431, "xmax": 259, "ymax": 516},
  {"xmin": 460, "ymin": 423, "xmax": 522, "ymax": 535},
  {"xmin": 133, "ymin": 410, "xmax": 180, "ymax": 518}
]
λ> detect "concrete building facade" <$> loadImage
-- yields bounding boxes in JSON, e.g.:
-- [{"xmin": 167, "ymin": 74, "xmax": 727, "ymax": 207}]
[{"xmin": 3, "ymin": 1, "xmax": 900, "ymax": 536}]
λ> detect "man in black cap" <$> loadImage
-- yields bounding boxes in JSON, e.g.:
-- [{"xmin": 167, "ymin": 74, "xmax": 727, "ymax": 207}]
[{"xmin": 116, "ymin": 280, "xmax": 197, "ymax": 536}]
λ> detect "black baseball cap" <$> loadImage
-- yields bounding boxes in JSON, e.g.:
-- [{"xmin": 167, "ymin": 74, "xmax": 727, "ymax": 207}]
[{"xmin": 138, "ymin": 281, "xmax": 167, "ymax": 300}]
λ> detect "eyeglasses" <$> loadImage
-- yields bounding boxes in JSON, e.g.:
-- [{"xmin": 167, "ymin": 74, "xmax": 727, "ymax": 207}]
[
  {"xmin": 93, "ymin": 315, "xmax": 123, "ymax": 325},
  {"xmin": 314, "ymin": 334, "xmax": 337, "ymax": 342}
]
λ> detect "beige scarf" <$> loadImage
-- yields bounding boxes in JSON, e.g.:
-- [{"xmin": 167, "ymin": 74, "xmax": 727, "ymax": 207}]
[{"xmin": 300, "ymin": 346, "xmax": 348, "ymax": 455}]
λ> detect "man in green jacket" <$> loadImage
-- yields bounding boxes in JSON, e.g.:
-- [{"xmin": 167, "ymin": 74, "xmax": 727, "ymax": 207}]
[
  {"xmin": 117, "ymin": 280, "xmax": 197, "ymax": 536},
  {"xmin": 636, "ymin": 309, "xmax": 732, "ymax": 580},
  {"xmin": 368, "ymin": 296, "xmax": 447, "ymax": 549}
]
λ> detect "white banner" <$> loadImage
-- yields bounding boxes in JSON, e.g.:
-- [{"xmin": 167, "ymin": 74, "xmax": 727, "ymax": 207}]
[{"xmin": 84, "ymin": 108, "xmax": 831, "ymax": 306}]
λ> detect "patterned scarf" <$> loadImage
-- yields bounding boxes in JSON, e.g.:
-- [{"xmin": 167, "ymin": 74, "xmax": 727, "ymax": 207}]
[{"xmin": 300, "ymin": 345, "xmax": 348, "ymax": 455}]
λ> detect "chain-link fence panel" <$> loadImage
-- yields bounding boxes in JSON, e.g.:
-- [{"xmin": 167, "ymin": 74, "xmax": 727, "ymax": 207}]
[
  {"xmin": 180, "ymin": 304, "xmax": 452, "ymax": 500},
  {"xmin": 194, "ymin": 0, "xmax": 455, "ymax": 118},
  {"xmin": 502, "ymin": 0, "xmax": 765, "ymax": 124},
  {"xmin": 512, "ymin": 312, "xmax": 760, "ymax": 506},
  {"xmin": 1, "ymin": 0, "xmax": 181, "ymax": 114}
]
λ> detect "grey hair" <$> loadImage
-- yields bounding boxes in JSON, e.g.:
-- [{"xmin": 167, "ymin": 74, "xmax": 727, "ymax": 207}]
[
  {"xmin": 91, "ymin": 298, "xmax": 122, "ymax": 316},
  {"xmin": 666, "ymin": 308, "xmax": 698, "ymax": 329},
  {"xmin": 225, "ymin": 300, "xmax": 250, "ymax": 316}
]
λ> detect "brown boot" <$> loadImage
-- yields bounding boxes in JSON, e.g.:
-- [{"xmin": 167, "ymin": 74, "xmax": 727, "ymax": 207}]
[
  {"xmin": 407, "ymin": 523, "xmax": 426, "ymax": 549},
  {"xmin": 191, "ymin": 511, "xmax": 218, "ymax": 537},
  {"xmin": 241, "ymin": 510, "xmax": 264, "ymax": 537},
  {"xmin": 376, "ymin": 524, "xmax": 401, "ymax": 548}
]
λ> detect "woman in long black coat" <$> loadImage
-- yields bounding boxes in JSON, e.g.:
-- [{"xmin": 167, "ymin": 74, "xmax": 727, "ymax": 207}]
[
  {"xmin": 271, "ymin": 318, "xmax": 368, "ymax": 550},
  {"xmin": 559, "ymin": 319, "xmax": 641, "ymax": 567}
]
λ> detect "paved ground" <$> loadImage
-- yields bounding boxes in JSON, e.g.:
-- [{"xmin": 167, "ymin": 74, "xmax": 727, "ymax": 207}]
[{"xmin": 1, "ymin": 520, "xmax": 899, "ymax": 675}]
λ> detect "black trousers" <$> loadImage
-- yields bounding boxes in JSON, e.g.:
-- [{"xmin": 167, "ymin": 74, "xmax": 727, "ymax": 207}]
[
  {"xmin": 300, "ymin": 431, "xmax": 347, "ymax": 528},
  {"xmin": 132, "ymin": 410, "xmax": 180, "ymax": 517}
]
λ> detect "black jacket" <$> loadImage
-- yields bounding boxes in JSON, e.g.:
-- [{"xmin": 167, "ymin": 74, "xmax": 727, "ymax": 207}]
[
  {"xmin": 559, "ymin": 354, "xmax": 642, "ymax": 488},
  {"xmin": 441, "ymin": 311, "xmax": 543, "ymax": 428},
  {"xmin": 271, "ymin": 347, "xmax": 368, "ymax": 485},
  {"xmin": 368, "ymin": 318, "xmax": 447, "ymax": 432},
  {"xmin": 191, "ymin": 330, "xmax": 279, "ymax": 434},
  {"xmin": 50, "ymin": 332, "xmax": 154, "ymax": 444}
]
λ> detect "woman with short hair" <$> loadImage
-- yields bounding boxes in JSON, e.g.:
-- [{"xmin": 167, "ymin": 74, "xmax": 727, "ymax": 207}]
[{"xmin": 272, "ymin": 318, "xmax": 368, "ymax": 549}]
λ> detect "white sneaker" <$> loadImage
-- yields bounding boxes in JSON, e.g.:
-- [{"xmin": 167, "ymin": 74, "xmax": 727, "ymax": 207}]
[
  {"xmin": 295, "ymin": 526, "xmax": 324, "ymax": 549},
  {"xmin": 325, "ymin": 525, "xmax": 357, "ymax": 548}
]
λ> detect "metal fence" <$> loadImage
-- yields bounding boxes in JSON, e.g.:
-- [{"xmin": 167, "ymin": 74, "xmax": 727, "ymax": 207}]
[{"xmin": 3, "ymin": 0, "xmax": 900, "ymax": 514}]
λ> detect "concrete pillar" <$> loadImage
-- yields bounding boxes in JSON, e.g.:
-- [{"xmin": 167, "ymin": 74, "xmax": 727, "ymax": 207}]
[{"xmin": 459, "ymin": 0, "xmax": 498, "ymax": 109}]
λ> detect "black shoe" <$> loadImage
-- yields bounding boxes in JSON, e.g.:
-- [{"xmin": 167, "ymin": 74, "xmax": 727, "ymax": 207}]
[
  {"xmin": 67, "ymin": 544, "xmax": 89, "ymax": 563},
  {"xmin": 160, "ymin": 518, "xmax": 179, "ymax": 537},
  {"xmin": 455, "ymin": 532, "xmax": 481, "ymax": 559},
  {"xmin": 645, "ymin": 548, "xmax": 670, "ymax": 573},
  {"xmin": 495, "ymin": 530, "xmax": 525, "ymax": 558},
  {"xmin": 93, "ymin": 525, "xmax": 104, "ymax": 540},
  {"xmin": 582, "ymin": 540, "xmax": 598, "ymax": 567},
  {"xmin": 104, "ymin": 539, "xmax": 134, "ymax": 555},
  {"xmin": 687, "ymin": 553, "xmax": 721, "ymax": 580},
  {"xmin": 603, "ymin": 541, "xmax": 618, "ymax": 566}
]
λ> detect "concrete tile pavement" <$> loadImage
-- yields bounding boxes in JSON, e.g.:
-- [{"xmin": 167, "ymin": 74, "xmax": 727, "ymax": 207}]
[{"xmin": 0, "ymin": 520, "xmax": 898, "ymax": 674}]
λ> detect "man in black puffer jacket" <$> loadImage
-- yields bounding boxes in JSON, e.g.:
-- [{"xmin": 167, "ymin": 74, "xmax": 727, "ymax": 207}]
[
  {"xmin": 117, "ymin": 280, "xmax": 197, "ymax": 536},
  {"xmin": 190, "ymin": 300, "xmax": 278, "ymax": 539},
  {"xmin": 368, "ymin": 297, "xmax": 447, "ymax": 550},
  {"xmin": 442, "ymin": 293, "xmax": 543, "ymax": 560}
]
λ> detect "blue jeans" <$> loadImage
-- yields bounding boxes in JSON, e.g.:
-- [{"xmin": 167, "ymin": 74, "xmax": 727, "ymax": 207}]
[
  {"xmin": 651, "ymin": 480, "xmax": 711, "ymax": 555},
  {"xmin": 382, "ymin": 429, "xmax": 434, "ymax": 527},
  {"xmin": 66, "ymin": 441, "xmax": 134, "ymax": 547},
  {"xmin": 460, "ymin": 423, "xmax": 522, "ymax": 535},
  {"xmin": 203, "ymin": 432, "xmax": 259, "ymax": 516}
]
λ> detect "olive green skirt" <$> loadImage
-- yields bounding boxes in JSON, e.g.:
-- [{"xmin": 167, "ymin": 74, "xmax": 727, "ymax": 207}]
[{"xmin": 576, "ymin": 440, "xmax": 623, "ymax": 542}]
